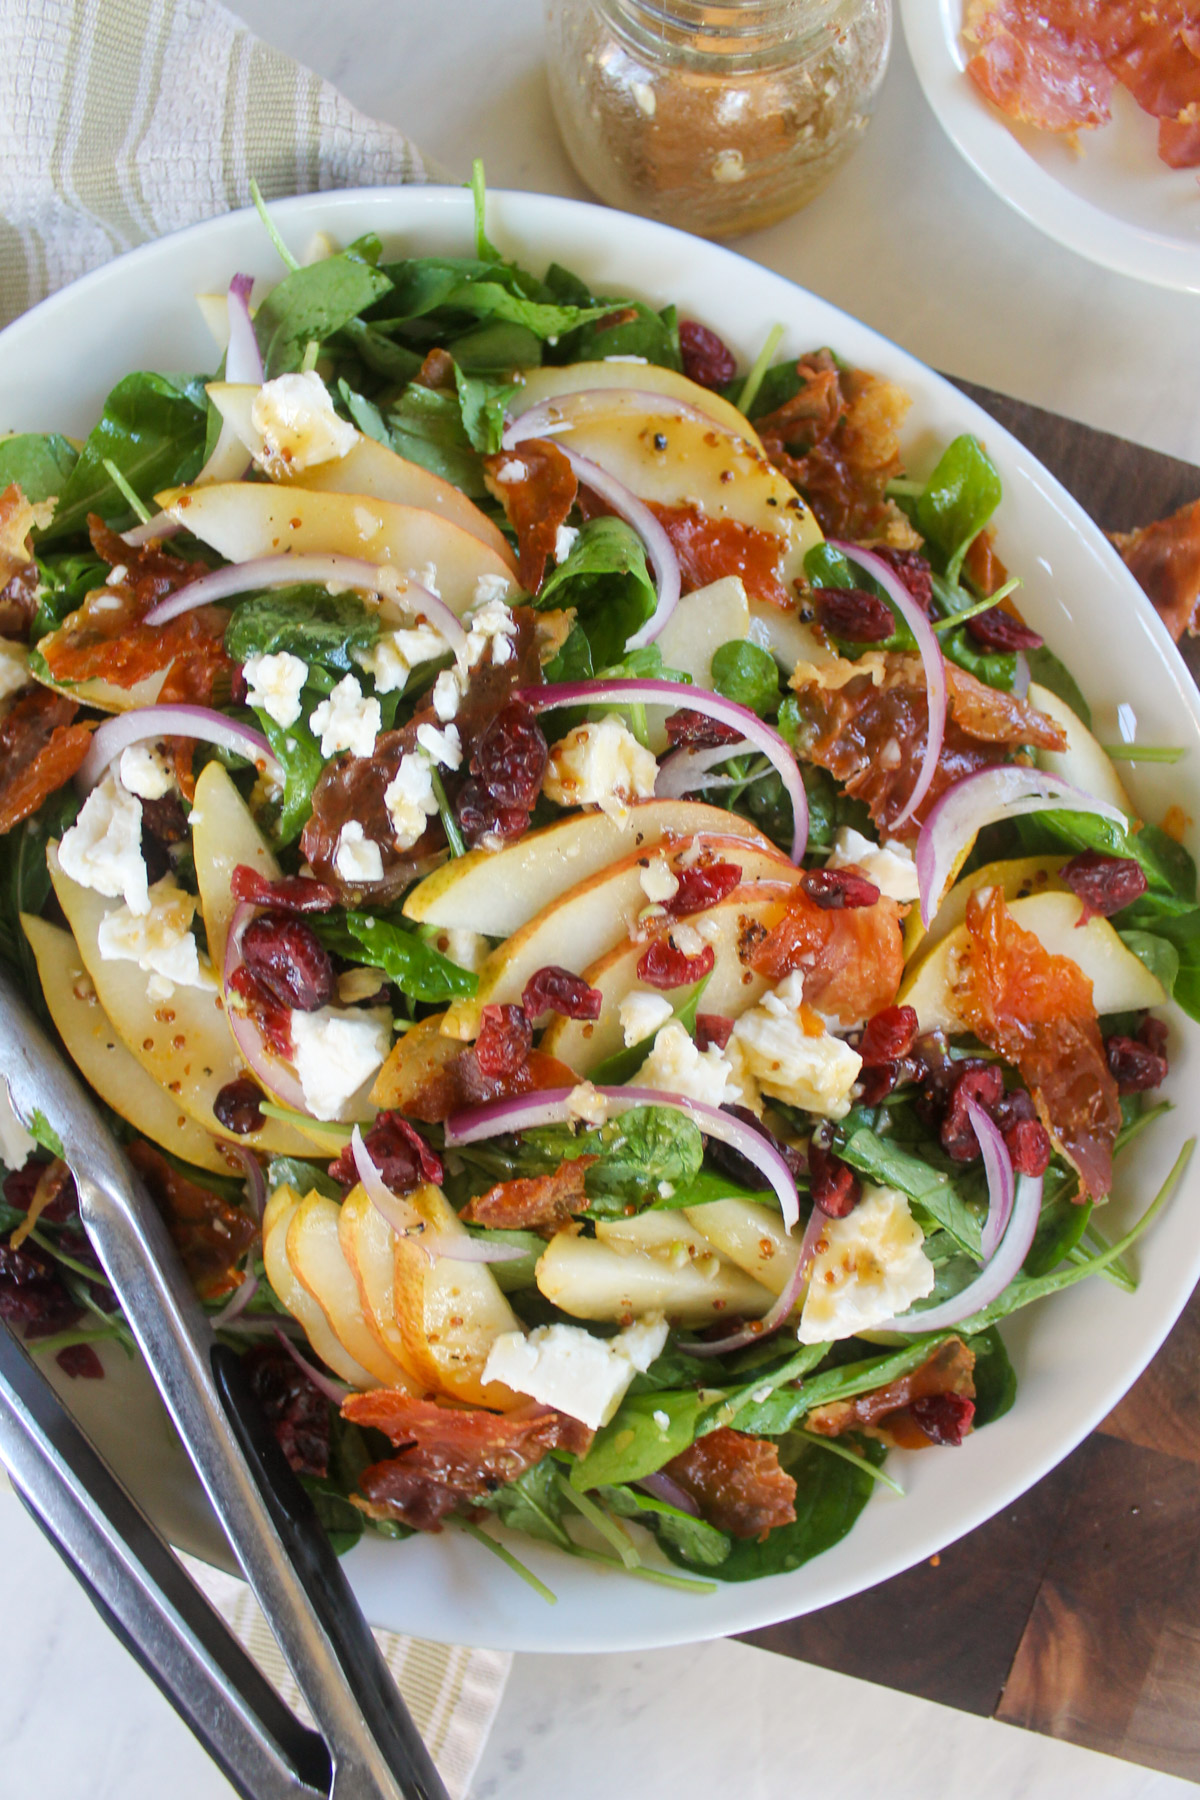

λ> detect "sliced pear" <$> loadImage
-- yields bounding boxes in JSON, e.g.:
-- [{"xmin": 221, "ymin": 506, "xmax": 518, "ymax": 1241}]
[
  {"xmin": 903, "ymin": 854, "xmax": 1068, "ymax": 968},
  {"xmin": 682, "ymin": 1198, "xmax": 802, "ymax": 1299},
  {"xmin": 207, "ymin": 382, "xmax": 516, "ymax": 569},
  {"xmin": 338, "ymin": 1183, "xmax": 430, "ymax": 1385},
  {"xmin": 262, "ymin": 1185, "xmax": 376, "ymax": 1389},
  {"xmin": 402, "ymin": 799, "xmax": 772, "ymax": 935},
  {"xmin": 371, "ymin": 1015, "xmax": 460, "ymax": 1114},
  {"xmin": 1029, "ymin": 682, "xmax": 1136, "ymax": 816},
  {"xmin": 653, "ymin": 577, "xmax": 751, "ymax": 686},
  {"xmin": 196, "ymin": 291, "xmax": 231, "ymax": 352},
  {"xmin": 22, "ymin": 915, "xmax": 234, "ymax": 1176},
  {"xmin": 510, "ymin": 361, "xmax": 766, "ymax": 449},
  {"xmin": 542, "ymin": 881, "xmax": 797, "ymax": 1073},
  {"xmin": 536, "ymin": 1227, "xmax": 773, "ymax": 1325},
  {"xmin": 33, "ymin": 667, "xmax": 169, "ymax": 715},
  {"xmin": 286, "ymin": 1191, "xmax": 418, "ymax": 1390},
  {"xmin": 391, "ymin": 1183, "xmax": 523, "ymax": 1408},
  {"xmin": 48, "ymin": 844, "xmax": 314, "ymax": 1158},
  {"xmin": 155, "ymin": 483, "xmax": 519, "ymax": 618},
  {"xmin": 191, "ymin": 760, "xmax": 279, "ymax": 977},
  {"xmin": 898, "ymin": 888, "xmax": 1167, "ymax": 1034}
]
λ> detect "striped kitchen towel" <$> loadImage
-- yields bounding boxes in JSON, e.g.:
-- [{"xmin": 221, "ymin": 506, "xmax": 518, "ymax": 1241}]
[{"xmin": 0, "ymin": 0, "xmax": 441, "ymax": 326}]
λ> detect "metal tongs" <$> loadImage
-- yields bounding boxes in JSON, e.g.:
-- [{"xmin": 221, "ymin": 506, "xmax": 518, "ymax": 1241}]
[{"xmin": 0, "ymin": 967, "xmax": 449, "ymax": 1800}]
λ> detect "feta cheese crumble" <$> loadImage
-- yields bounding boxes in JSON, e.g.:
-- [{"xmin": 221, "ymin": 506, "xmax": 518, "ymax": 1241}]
[
  {"xmin": 798, "ymin": 1184, "xmax": 935, "ymax": 1343},
  {"xmin": 334, "ymin": 821, "xmax": 384, "ymax": 885},
  {"xmin": 828, "ymin": 826, "xmax": 920, "ymax": 904},
  {"xmin": 482, "ymin": 1314, "xmax": 669, "ymax": 1430},
  {"xmin": 290, "ymin": 1007, "xmax": 391, "ymax": 1120},
  {"xmin": 729, "ymin": 972, "xmax": 862, "ymax": 1118},
  {"xmin": 58, "ymin": 773, "xmax": 149, "ymax": 914},
  {"xmin": 96, "ymin": 874, "xmax": 204, "ymax": 991},
  {"xmin": 309, "ymin": 674, "xmax": 380, "ymax": 760},
  {"xmin": 640, "ymin": 1020, "xmax": 740, "ymax": 1108},
  {"xmin": 354, "ymin": 624, "xmax": 446, "ymax": 696},
  {"xmin": 638, "ymin": 853, "xmax": 679, "ymax": 904},
  {"xmin": 543, "ymin": 715, "xmax": 658, "ymax": 822},
  {"xmin": 431, "ymin": 669, "xmax": 461, "ymax": 723},
  {"xmin": 383, "ymin": 751, "xmax": 439, "ymax": 849},
  {"xmin": 618, "ymin": 989, "xmax": 674, "ymax": 1047},
  {"xmin": 118, "ymin": 742, "xmax": 175, "ymax": 801},
  {"xmin": 554, "ymin": 524, "xmax": 579, "ymax": 564},
  {"xmin": 567, "ymin": 1082, "xmax": 609, "ymax": 1126},
  {"xmin": 250, "ymin": 370, "xmax": 356, "ymax": 479},
  {"xmin": 415, "ymin": 721, "xmax": 463, "ymax": 771},
  {"xmin": 243, "ymin": 651, "xmax": 308, "ymax": 729}
]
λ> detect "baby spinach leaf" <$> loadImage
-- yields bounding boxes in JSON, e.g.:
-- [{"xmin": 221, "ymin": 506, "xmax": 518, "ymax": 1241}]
[
  {"xmin": 710, "ymin": 639, "xmax": 781, "ymax": 717},
  {"xmin": 537, "ymin": 517, "xmax": 656, "ymax": 669},
  {"xmin": 254, "ymin": 253, "xmax": 394, "ymax": 377},
  {"xmin": 257, "ymin": 710, "xmax": 324, "ymax": 845},
  {"xmin": 1024, "ymin": 644, "xmax": 1092, "ymax": 728},
  {"xmin": 570, "ymin": 1390, "xmax": 703, "ymax": 1490},
  {"xmin": 542, "ymin": 618, "xmax": 593, "ymax": 686},
  {"xmin": 914, "ymin": 435, "xmax": 1002, "ymax": 585},
  {"xmin": 698, "ymin": 1342, "xmax": 830, "ymax": 1437},
  {"xmin": 31, "ymin": 551, "xmax": 110, "ymax": 638},
  {"xmin": 225, "ymin": 587, "xmax": 380, "ymax": 673},
  {"xmin": 1022, "ymin": 1194, "xmax": 1091, "ymax": 1278},
  {"xmin": 385, "ymin": 383, "xmax": 485, "ymax": 495},
  {"xmin": 336, "ymin": 379, "xmax": 390, "ymax": 445},
  {"xmin": 44, "ymin": 372, "xmax": 208, "ymax": 541},
  {"xmin": 550, "ymin": 299, "xmax": 682, "ymax": 371},
  {"xmin": 342, "ymin": 913, "xmax": 478, "ymax": 1002},
  {"xmin": 479, "ymin": 1460, "xmax": 573, "ymax": 1548},
  {"xmin": 454, "ymin": 364, "xmax": 517, "ymax": 455},
  {"xmin": 450, "ymin": 319, "xmax": 543, "ymax": 374},
  {"xmin": 966, "ymin": 1325, "xmax": 1018, "ymax": 1426},
  {"xmin": 837, "ymin": 1125, "xmax": 983, "ymax": 1259},
  {"xmin": 266, "ymin": 1156, "xmax": 342, "ymax": 1202},
  {"xmin": 599, "ymin": 1483, "xmax": 731, "ymax": 1567},
  {"xmin": 1119, "ymin": 930, "xmax": 1181, "ymax": 996},
  {"xmin": 0, "ymin": 786, "xmax": 80, "ymax": 1007},
  {"xmin": 0, "ymin": 433, "xmax": 78, "ymax": 506}
]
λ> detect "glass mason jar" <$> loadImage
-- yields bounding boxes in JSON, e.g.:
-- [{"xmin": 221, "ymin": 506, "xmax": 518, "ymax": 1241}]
[{"xmin": 545, "ymin": 0, "xmax": 893, "ymax": 238}]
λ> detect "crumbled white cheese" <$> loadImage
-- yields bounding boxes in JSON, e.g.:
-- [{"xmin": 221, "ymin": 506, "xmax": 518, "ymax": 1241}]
[
  {"xmin": 670, "ymin": 921, "xmax": 705, "ymax": 959},
  {"xmin": 250, "ymin": 370, "xmax": 356, "ymax": 479},
  {"xmin": 412, "ymin": 561, "xmax": 441, "ymax": 598},
  {"xmin": 729, "ymin": 977, "xmax": 862, "ymax": 1118},
  {"xmin": 652, "ymin": 1408, "xmax": 671, "ymax": 1430},
  {"xmin": 567, "ymin": 1081, "xmax": 609, "ymax": 1126},
  {"xmin": 618, "ymin": 989, "xmax": 674, "ymax": 1047},
  {"xmin": 474, "ymin": 573, "xmax": 513, "ymax": 609},
  {"xmin": 431, "ymin": 669, "xmax": 461, "ymax": 723},
  {"xmin": 543, "ymin": 715, "xmax": 658, "ymax": 822},
  {"xmin": 458, "ymin": 596, "xmax": 519, "ymax": 674},
  {"xmin": 96, "ymin": 874, "xmax": 203, "ymax": 989},
  {"xmin": 482, "ymin": 1314, "xmax": 669, "ymax": 1430},
  {"xmin": 827, "ymin": 826, "xmax": 920, "ymax": 904},
  {"xmin": 0, "ymin": 637, "xmax": 31, "ymax": 701},
  {"xmin": 640, "ymin": 1020, "xmax": 740, "ymax": 1109},
  {"xmin": 603, "ymin": 354, "xmax": 650, "ymax": 364},
  {"xmin": 0, "ymin": 1079, "xmax": 35, "ymax": 1172},
  {"xmin": 554, "ymin": 524, "xmax": 579, "ymax": 564},
  {"xmin": 309, "ymin": 674, "xmax": 380, "ymax": 760},
  {"xmin": 639, "ymin": 853, "xmax": 679, "ymax": 904},
  {"xmin": 118, "ymin": 742, "xmax": 175, "ymax": 801},
  {"xmin": 383, "ymin": 751, "xmax": 439, "ymax": 849},
  {"xmin": 290, "ymin": 1006, "xmax": 391, "ymax": 1121},
  {"xmin": 355, "ymin": 624, "xmax": 446, "ymax": 696},
  {"xmin": 428, "ymin": 927, "xmax": 491, "ymax": 972},
  {"xmin": 58, "ymin": 773, "xmax": 149, "ymax": 915},
  {"xmin": 798, "ymin": 1185, "xmax": 935, "ymax": 1343},
  {"xmin": 243, "ymin": 651, "xmax": 308, "ymax": 729},
  {"xmin": 493, "ymin": 459, "xmax": 527, "ymax": 485},
  {"xmin": 415, "ymin": 721, "xmax": 463, "ymax": 771},
  {"xmin": 334, "ymin": 821, "xmax": 384, "ymax": 885}
]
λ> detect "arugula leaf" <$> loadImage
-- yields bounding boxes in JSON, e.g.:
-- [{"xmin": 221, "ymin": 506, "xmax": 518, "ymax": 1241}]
[
  {"xmin": 27, "ymin": 1110, "xmax": 65, "ymax": 1158},
  {"xmin": 570, "ymin": 1390, "xmax": 703, "ymax": 1490},
  {"xmin": 225, "ymin": 587, "xmax": 380, "ymax": 674},
  {"xmin": 914, "ymin": 435, "xmax": 1002, "ymax": 586},
  {"xmin": 343, "ymin": 913, "xmax": 478, "ymax": 1002},
  {"xmin": 44, "ymin": 372, "xmax": 208, "ymax": 541},
  {"xmin": 599, "ymin": 1483, "xmax": 731, "ymax": 1567},
  {"xmin": 254, "ymin": 254, "xmax": 394, "ymax": 378},
  {"xmin": 266, "ymin": 1156, "xmax": 342, "ymax": 1202},
  {"xmin": 538, "ymin": 518, "xmax": 656, "ymax": 669},
  {"xmin": 0, "ymin": 433, "xmax": 78, "ymax": 505},
  {"xmin": 709, "ymin": 639, "xmax": 781, "ymax": 717},
  {"xmin": 479, "ymin": 1460, "xmax": 573, "ymax": 1548},
  {"xmin": 453, "ymin": 364, "xmax": 517, "ymax": 455},
  {"xmin": 837, "ymin": 1125, "xmax": 983, "ymax": 1258}
]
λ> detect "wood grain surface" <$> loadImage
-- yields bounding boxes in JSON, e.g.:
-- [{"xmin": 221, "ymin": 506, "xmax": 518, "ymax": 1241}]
[{"xmin": 741, "ymin": 386, "xmax": 1200, "ymax": 1782}]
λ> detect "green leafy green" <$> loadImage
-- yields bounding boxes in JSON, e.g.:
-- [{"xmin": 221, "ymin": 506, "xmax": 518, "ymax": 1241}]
[
  {"xmin": 266, "ymin": 1156, "xmax": 342, "ymax": 1202},
  {"xmin": 225, "ymin": 587, "xmax": 380, "ymax": 674},
  {"xmin": 0, "ymin": 433, "xmax": 78, "ymax": 505},
  {"xmin": 600, "ymin": 1483, "xmax": 731, "ymax": 1567},
  {"xmin": 709, "ymin": 639, "xmax": 781, "ymax": 717},
  {"xmin": 341, "ymin": 912, "xmax": 478, "ymax": 1002},
  {"xmin": 915, "ymin": 435, "xmax": 1002, "ymax": 585},
  {"xmin": 571, "ymin": 1390, "xmax": 704, "ymax": 1490},
  {"xmin": 479, "ymin": 1460, "xmax": 573, "ymax": 1548},
  {"xmin": 0, "ymin": 786, "xmax": 80, "ymax": 1004},
  {"xmin": 966, "ymin": 1325, "xmax": 1018, "ymax": 1425},
  {"xmin": 1119, "ymin": 930, "xmax": 1181, "ymax": 996},
  {"xmin": 44, "ymin": 372, "xmax": 208, "ymax": 541},
  {"xmin": 385, "ymin": 382, "xmax": 485, "ymax": 494},
  {"xmin": 27, "ymin": 1110, "xmax": 65, "ymax": 1159},
  {"xmin": 837, "ymin": 1125, "xmax": 983, "ymax": 1259},
  {"xmin": 257, "ymin": 710, "xmax": 324, "ymax": 845},
  {"xmin": 254, "ymin": 252, "xmax": 394, "ymax": 378},
  {"xmin": 453, "ymin": 365, "xmax": 517, "ymax": 455},
  {"xmin": 537, "ymin": 518, "xmax": 656, "ymax": 669},
  {"xmin": 1024, "ymin": 644, "xmax": 1092, "ymax": 728}
]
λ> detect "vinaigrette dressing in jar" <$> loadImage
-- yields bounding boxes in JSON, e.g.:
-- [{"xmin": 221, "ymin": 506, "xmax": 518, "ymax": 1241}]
[{"xmin": 545, "ymin": 0, "xmax": 893, "ymax": 238}]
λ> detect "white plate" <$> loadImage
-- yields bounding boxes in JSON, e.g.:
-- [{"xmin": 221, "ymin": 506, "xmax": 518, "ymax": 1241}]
[
  {"xmin": 6, "ymin": 186, "xmax": 1200, "ymax": 1652},
  {"xmin": 901, "ymin": 0, "xmax": 1200, "ymax": 293}
]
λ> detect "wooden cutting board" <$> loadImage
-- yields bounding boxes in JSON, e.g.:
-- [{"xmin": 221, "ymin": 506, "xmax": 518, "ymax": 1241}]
[{"xmin": 741, "ymin": 383, "xmax": 1200, "ymax": 1783}]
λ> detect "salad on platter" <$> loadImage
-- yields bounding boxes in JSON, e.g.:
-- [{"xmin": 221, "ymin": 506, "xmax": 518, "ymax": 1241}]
[{"xmin": 0, "ymin": 171, "xmax": 1194, "ymax": 1599}]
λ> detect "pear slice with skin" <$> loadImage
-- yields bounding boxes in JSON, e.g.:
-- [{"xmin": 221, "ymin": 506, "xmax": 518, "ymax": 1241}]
[
  {"xmin": 286, "ymin": 1190, "xmax": 419, "ymax": 1390},
  {"xmin": 682, "ymin": 1198, "xmax": 802, "ymax": 1299},
  {"xmin": 262, "ymin": 1186, "xmax": 375, "ymax": 1389},
  {"xmin": 902, "ymin": 853, "xmax": 1068, "ymax": 968},
  {"xmin": 22, "ymin": 914, "xmax": 236, "ymax": 1176},
  {"xmin": 191, "ymin": 759, "xmax": 279, "ymax": 980},
  {"xmin": 338, "ymin": 1183, "xmax": 430, "ymax": 1388}
]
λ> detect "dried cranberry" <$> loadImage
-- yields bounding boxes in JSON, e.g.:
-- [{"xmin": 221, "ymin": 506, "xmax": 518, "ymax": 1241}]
[
  {"xmin": 695, "ymin": 1014, "xmax": 734, "ymax": 1052},
  {"xmin": 470, "ymin": 700, "xmax": 547, "ymax": 808},
  {"xmin": 802, "ymin": 868, "xmax": 880, "ymax": 910},
  {"xmin": 909, "ymin": 1392, "xmax": 975, "ymax": 1446},
  {"xmin": 229, "ymin": 964, "xmax": 294, "ymax": 1057},
  {"xmin": 1105, "ymin": 1034, "xmax": 1169, "ymax": 1094},
  {"xmin": 1006, "ymin": 1118, "xmax": 1052, "ymax": 1177},
  {"xmin": 859, "ymin": 1004, "xmax": 918, "ymax": 1066},
  {"xmin": 241, "ymin": 912, "xmax": 334, "ymax": 1012},
  {"xmin": 1139, "ymin": 1015, "xmax": 1169, "ymax": 1058},
  {"xmin": 814, "ymin": 587, "xmax": 896, "ymax": 643},
  {"xmin": 965, "ymin": 605, "xmax": 1043, "ymax": 652},
  {"xmin": 703, "ymin": 1105, "xmax": 805, "ymax": 1190},
  {"xmin": 241, "ymin": 1341, "xmax": 330, "ymax": 1478},
  {"xmin": 141, "ymin": 791, "xmax": 189, "ymax": 845},
  {"xmin": 56, "ymin": 1344, "xmax": 104, "ymax": 1379},
  {"xmin": 855, "ymin": 1064, "xmax": 898, "ymax": 1107},
  {"xmin": 636, "ymin": 937, "xmax": 716, "ymax": 990},
  {"xmin": 231, "ymin": 864, "xmax": 339, "ymax": 913},
  {"xmin": 940, "ymin": 1065, "xmax": 1004, "ymax": 1162},
  {"xmin": 475, "ymin": 1004, "xmax": 533, "ymax": 1080},
  {"xmin": 329, "ymin": 1112, "xmax": 442, "ymax": 1193},
  {"xmin": 1060, "ymin": 852, "xmax": 1148, "ymax": 920},
  {"xmin": 871, "ymin": 547, "xmax": 933, "ymax": 615},
  {"xmin": 992, "ymin": 1086, "xmax": 1036, "ymax": 1133},
  {"xmin": 455, "ymin": 779, "xmax": 530, "ymax": 847},
  {"xmin": 666, "ymin": 862, "xmax": 742, "ymax": 917},
  {"xmin": 664, "ymin": 709, "xmax": 743, "ymax": 750},
  {"xmin": 679, "ymin": 320, "xmax": 737, "ymax": 391},
  {"xmin": 0, "ymin": 1242, "xmax": 81, "ymax": 1338},
  {"xmin": 213, "ymin": 1076, "xmax": 265, "ymax": 1136},
  {"xmin": 810, "ymin": 1140, "xmax": 861, "ymax": 1217},
  {"xmin": 522, "ymin": 966, "xmax": 603, "ymax": 1023}
]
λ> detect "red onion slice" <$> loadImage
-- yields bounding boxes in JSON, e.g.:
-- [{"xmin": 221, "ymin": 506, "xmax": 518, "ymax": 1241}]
[
  {"xmin": 654, "ymin": 738, "xmax": 756, "ymax": 799},
  {"xmin": 829, "ymin": 540, "xmax": 946, "ymax": 829},
  {"xmin": 635, "ymin": 1470, "xmax": 701, "ymax": 1516},
  {"xmin": 445, "ymin": 1085, "xmax": 801, "ymax": 1232},
  {"xmin": 915, "ymin": 765, "xmax": 1128, "ymax": 926},
  {"xmin": 273, "ymin": 1325, "xmax": 351, "ymax": 1404},
  {"xmin": 505, "ymin": 390, "xmax": 716, "ymax": 447},
  {"xmin": 968, "ymin": 1100, "xmax": 1016, "ymax": 1262},
  {"xmin": 225, "ymin": 273, "xmax": 263, "ymax": 386},
  {"xmin": 351, "ymin": 1127, "xmax": 526, "ymax": 1264},
  {"xmin": 679, "ymin": 1204, "xmax": 826, "ymax": 1357},
  {"xmin": 223, "ymin": 901, "xmax": 309, "ymax": 1113},
  {"xmin": 869, "ymin": 1169, "xmax": 1043, "ymax": 1334},
  {"xmin": 235, "ymin": 1145, "xmax": 267, "ymax": 1223},
  {"xmin": 122, "ymin": 513, "xmax": 183, "ymax": 548},
  {"xmin": 518, "ymin": 679, "xmax": 808, "ymax": 863},
  {"xmin": 77, "ymin": 704, "xmax": 280, "ymax": 792},
  {"xmin": 209, "ymin": 1271, "xmax": 259, "ymax": 1330},
  {"xmin": 144, "ymin": 554, "xmax": 466, "ymax": 650},
  {"xmin": 1012, "ymin": 651, "xmax": 1031, "ymax": 699}
]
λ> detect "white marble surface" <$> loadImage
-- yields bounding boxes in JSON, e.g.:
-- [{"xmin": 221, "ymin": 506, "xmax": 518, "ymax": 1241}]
[{"xmin": 5, "ymin": 2, "xmax": 1200, "ymax": 1797}]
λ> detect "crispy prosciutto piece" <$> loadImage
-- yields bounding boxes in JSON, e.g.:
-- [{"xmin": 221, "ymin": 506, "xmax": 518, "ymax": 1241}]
[
  {"xmin": 749, "ymin": 877, "xmax": 906, "ymax": 1027},
  {"xmin": 484, "ymin": 439, "xmax": 577, "ymax": 593},
  {"xmin": 789, "ymin": 652, "xmax": 1066, "ymax": 834},
  {"xmin": 646, "ymin": 503, "xmax": 793, "ymax": 610},
  {"xmin": 341, "ymin": 1393, "xmax": 593, "ymax": 1531},
  {"xmin": 0, "ymin": 686, "xmax": 92, "ymax": 833},
  {"xmin": 461, "ymin": 1156, "xmax": 598, "ymax": 1234},
  {"xmin": 957, "ymin": 887, "xmax": 1121, "ymax": 1200},
  {"xmin": 1112, "ymin": 497, "xmax": 1200, "ymax": 641},
  {"xmin": 806, "ymin": 1338, "xmax": 976, "ymax": 1450},
  {"xmin": 1159, "ymin": 116, "xmax": 1200, "ymax": 168},
  {"xmin": 127, "ymin": 1140, "xmax": 258, "ymax": 1299},
  {"xmin": 664, "ymin": 1427, "xmax": 796, "ymax": 1540},
  {"xmin": 0, "ymin": 483, "xmax": 47, "ymax": 636}
]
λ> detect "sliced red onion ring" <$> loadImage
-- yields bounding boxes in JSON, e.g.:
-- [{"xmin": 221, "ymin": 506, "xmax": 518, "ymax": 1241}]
[
  {"xmin": 915, "ymin": 765, "xmax": 1128, "ymax": 927},
  {"xmin": 77, "ymin": 704, "xmax": 280, "ymax": 792},
  {"xmin": 445, "ymin": 1086, "xmax": 801, "ymax": 1232},
  {"xmin": 869, "ymin": 1169, "xmax": 1043, "ymax": 1334},
  {"xmin": 223, "ymin": 901, "xmax": 309, "ymax": 1113},
  {"xmin": 209, "ymin": 1271, "xmax": 259, "ymax": 1330},
  {"xmin": 273, "ymin": 1326, "xmax": 351, "ymax": 1404},
  {"xmin": 968, "ymin": 1099, "xmax": 1016, "ymax": 1262},
  {"xmin": 635, "ymin": 1470, "xmax": 701, "ymax": 1516},
  {"xmin": 1012, "ymin": 651, "xmax": 1031, "ymax": 699},
  {"xmin": 144, "ymin": 554, "xmax": 466, "ymax": 649},
  {"xmin": 225, "ymin": 273, "xmax": 262, "ymax": 386},
  {"xmin": 829, "ymin": 540, "xmax": 946, "ymax": 830},
  {"xmin": 351, "ymin": 1127, "xmax": 526, "ymax": 1264},
  {"xmin": 122, "ymin": 513, "xmax": 183, "ymax": 548},
  {"xmin": 518, "ymin": 679, "xmax": 808, "ymax": 863},
  {"xmin": 654, "ymin": 738, "xmax": 756, "ymax": 799},
  {"xmin": 504, "ymin": 390, "xmax": 716, "ymax": 447},
  {"xmin": 235, "ymin": 1145, "xmax": 267, "ymax": 1223},
  {"xmin": 679, "ymin": 1203, "xmax": 826, "ymax": 1357}
]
